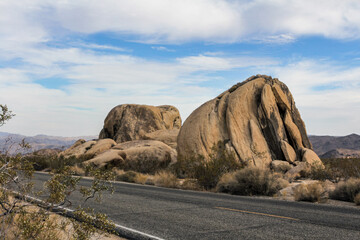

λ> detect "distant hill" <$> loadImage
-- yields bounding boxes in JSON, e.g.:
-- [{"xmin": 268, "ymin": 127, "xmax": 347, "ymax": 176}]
[
  {"xmin": 309, "ymin": 134, "xmax": 360, "ymax": 158},
  {"xmin": 0, "ymin": 132, "xmax": 97, "ymax": 154}
]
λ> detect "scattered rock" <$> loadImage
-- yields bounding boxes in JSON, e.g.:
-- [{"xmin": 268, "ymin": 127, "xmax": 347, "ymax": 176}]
[
  {"xmin": 271, "ymin": 160, "xmax": 292, "ymax": 173},
  {"xmin": 285, "ymin": 162, "xmax": 309, "ymax": 179}
]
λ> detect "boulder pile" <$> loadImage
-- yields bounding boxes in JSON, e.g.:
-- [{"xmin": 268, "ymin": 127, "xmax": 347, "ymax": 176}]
[
  {"xmin": 60, "ymin": 75, "xmax": 323, "ymax": 177},
  {"xmin": 60, "ymin": 104, "xmax": 181, "ymax": 173}
]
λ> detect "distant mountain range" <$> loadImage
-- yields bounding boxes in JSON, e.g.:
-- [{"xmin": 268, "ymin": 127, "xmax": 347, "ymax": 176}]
[
  {"xmin": 309, "ymin": 134, "xmax": 360, "ymax": 158},
  {"xmin": 0, "ymin": 132, "xmax": 97, "ymax": 154},
  {"xmin": 1, "ymin": 131, "xmax": 359, "ymax": 158}
]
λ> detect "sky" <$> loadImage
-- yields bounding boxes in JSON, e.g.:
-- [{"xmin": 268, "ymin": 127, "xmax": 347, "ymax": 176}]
[{"xmin": 1, "ymin": 0, "xmax": 360, "ymax": 137}]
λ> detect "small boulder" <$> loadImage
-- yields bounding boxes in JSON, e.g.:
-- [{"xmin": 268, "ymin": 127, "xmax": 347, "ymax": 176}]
[
  {"xmin": 302, "ymin": 148, "xmax": 324, "ymax": 167},
  {"xmin": 86, "ymin": 139, "xmax": 116, "ymax": 156},
  {"xmin": 285, "ymin": 162, "xmax": 309, "ymax": 179},
  {"xmin": 271, "ymin": 160, "xmax": 292, "ymax": 173},
  {"xmin": 281, "ymin": 140, "xmax": 297, "ymax": 163}
]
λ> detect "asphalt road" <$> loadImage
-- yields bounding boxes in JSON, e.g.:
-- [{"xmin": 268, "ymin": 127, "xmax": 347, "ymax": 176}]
[{"xmin": 32, "ymin": 172, "xmax": 360, "ymax": 240}]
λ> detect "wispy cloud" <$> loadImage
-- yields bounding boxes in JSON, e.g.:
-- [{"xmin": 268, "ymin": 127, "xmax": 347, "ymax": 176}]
[
  {"xmin": 79, "ymin": 43, "xmax": 129, "ymax": 52},
  {"xmin": 151, "ymin": 46, "xmax": 175, "ymax": 52}
]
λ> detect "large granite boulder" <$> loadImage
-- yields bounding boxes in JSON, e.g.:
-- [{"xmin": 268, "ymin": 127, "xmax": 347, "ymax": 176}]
[
  {"xmin": 99, "ymin": 104, "xmax": 181, "ymax": 144},
  {"xmin": 177, "ymin": 75, "xmax": 320, "ymax": 169},
  {"xmin": 84, "ymin": 140, "xmax": 177, "ymax": 174}
]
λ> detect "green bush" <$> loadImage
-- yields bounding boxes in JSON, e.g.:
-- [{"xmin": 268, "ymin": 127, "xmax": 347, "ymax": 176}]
[
  {"xmin": 216, "ymin": 166, "xmax": 288, "ymax": 196},
  {"xmin": 173, "ymin": 141, "xmax": 242, "ymax": 189},
  {"xmin": 330, "ymin": 178, "xmax": 360, "ymax": 202}
]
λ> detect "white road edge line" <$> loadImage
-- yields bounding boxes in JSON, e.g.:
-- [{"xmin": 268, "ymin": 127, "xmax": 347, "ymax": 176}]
[{"xmin": 5, "ymin": 188, "xmax": 165, "ymax": 240}]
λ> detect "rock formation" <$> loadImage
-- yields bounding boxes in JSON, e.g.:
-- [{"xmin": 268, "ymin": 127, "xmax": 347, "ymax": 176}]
[
  {"xmin": 84, "ymin": 140, "xmax": 176, "ymax": 174},
  {"xmin": 177, "ymin": 75, "xmax": 322, "ymax": 171},
  {"xmin": 99, "ymin": 104, "xmax": 181, "ymax": 146}
]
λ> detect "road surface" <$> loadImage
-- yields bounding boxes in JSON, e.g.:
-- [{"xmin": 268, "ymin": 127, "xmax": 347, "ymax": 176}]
[{"xmin": 32, "ymin": 172, "xmax": 360, "ymax": 240}]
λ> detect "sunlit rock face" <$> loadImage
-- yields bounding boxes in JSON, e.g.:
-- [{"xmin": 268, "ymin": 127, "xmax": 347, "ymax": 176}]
[{"xmin": 177, "ymin": 74, "xmax": 320, "ymax": 170}]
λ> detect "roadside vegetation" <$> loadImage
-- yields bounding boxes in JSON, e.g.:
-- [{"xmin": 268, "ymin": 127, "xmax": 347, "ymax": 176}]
[{"xmin": 0, "ymin": 104, "xmax": 118, "ymax": 240}]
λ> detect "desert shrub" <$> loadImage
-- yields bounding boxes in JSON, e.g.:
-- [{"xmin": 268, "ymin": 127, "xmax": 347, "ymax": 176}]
[
  {"xmin": 316, "ymin": 158, "xmax": 360, "ymax": 182},
  {"xmin": 115, "ymin": 170, "xmax": 137, "ymax": 183},
  {"xmin": 354, "ymin": 193, "xmax": 360, "ymax": 206},
  {"xmin": 179, "ymin": 179, "xmax": 201, "ymax": 191},
  {"xmin": 216, "ymin": 166, "xmax": 288, "ymax": 196},
  {"xmin": 154, "ymin": 171, "xmax": 178, "ymax": 188},
  {"xmin": 173, "ymin": 141, "xmax": 242, "ymax": 189},
  {"xmin": 27, "ymin": 154, "xmax": 95, "ymax": 171},
  {"xmin": 294, "ymin": 182, "xmax": 325, "ymax": 202},
  {"xmin": 120, "ymin": 153, "xmax": 172, "ymax": 174},
  {"xmin": 330, "ymin": 178, "xmax": 360, "ymax": 202}
]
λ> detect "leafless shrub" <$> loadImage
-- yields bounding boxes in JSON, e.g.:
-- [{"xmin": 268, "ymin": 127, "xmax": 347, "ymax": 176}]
[{"xmin": 216, "ymin": 166, "xmax": 288, "ymax": 196}]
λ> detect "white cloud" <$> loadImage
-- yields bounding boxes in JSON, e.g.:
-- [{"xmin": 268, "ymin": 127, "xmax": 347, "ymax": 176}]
[
  {"xmin": 2, "ymin": 0, "xmax": 360, "ymax": 45},
  {"xmin": 0, "ymin": 42, "xmax": 277, "ymax": 136}
]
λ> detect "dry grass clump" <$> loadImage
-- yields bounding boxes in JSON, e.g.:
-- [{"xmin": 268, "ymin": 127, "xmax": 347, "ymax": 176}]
[
  {"xmin": 134, "ymin": 173, "xmax": 154, "ymax": 185},
  {"xmin": 114, "ymin": 170, "xmax": 137, "ymax": 183},
  {"xmin": 354, "ymin": 193, "xmax": 360, "ymax": 206},
  {"xmin": 113, "ymin": 169, "xmax": 154, "ymax": 185},
  {"xmin": 330, "ymin": 178, "xmax": 360, "ymax": 202},
  {"xmin": 294, "ymin": 182, "xmax": 325, "ymax": 202},
  {"xmin": 179, "ymin": 179, "xmax": 202, "ymax": 191},
  {"xmin": 153, "ymin": 171, "xmax": 178, "ymax": 188},
  {"xmin": 216, "ymin": 166, "xmax": 288, "ymax": 196}
]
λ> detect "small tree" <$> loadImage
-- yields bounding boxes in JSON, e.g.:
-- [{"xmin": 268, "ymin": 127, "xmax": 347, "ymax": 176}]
[
  {"xmin": 0, "ymin": 104, "xmax": 14, "ymax": 127},
  {"xmin": 0, "ymin": 104, "xmax": 115, "ymax": 239}
]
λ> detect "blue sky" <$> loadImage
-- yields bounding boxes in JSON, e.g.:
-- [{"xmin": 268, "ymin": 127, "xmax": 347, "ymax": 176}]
[{"xmin": 1, "ymin": 0, "xmax": 360, "ymax": 137}]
